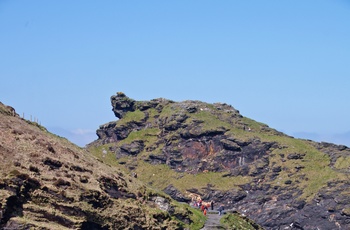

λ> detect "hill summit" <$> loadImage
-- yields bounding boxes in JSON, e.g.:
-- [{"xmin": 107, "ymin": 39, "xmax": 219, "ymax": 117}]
[{"xmin": 89, "ymin": 92, "xmax": 350, "ymax": 229}]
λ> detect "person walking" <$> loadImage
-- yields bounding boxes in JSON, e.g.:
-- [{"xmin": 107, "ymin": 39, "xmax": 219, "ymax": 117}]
[
  {"xmin": 210, "ymin": 200, "xmax": 214, "ymax": 210},
  {"xmin": 218, "ymin": 204, "xmax": 224, "ymax": 216}
]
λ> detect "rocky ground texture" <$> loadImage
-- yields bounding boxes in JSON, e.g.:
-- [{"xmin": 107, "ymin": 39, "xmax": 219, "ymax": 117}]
[{"xmin": 89, "ymin": 92, "xmax": 350, "ymax": 230}]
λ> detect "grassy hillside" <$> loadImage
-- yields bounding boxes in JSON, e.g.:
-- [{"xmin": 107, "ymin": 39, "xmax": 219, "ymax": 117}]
[{"xmin": 0, "ymin": 102, "xmax": 205, "ymax": 230}]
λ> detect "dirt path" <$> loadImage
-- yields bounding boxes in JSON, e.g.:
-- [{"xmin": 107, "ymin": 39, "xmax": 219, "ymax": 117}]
[{"xmin": 200, "ymin": 211, "xmax": 226, "ymax": 230}]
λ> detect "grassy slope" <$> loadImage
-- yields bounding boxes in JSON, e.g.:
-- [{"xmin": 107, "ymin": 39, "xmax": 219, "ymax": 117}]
[
  {"xmin": 0, "ymin": 103, "xmax": 204, "ymax": 229},
  {"xmin": 220, "ymin": 212, "xmax": 264, "ymax": 230}
]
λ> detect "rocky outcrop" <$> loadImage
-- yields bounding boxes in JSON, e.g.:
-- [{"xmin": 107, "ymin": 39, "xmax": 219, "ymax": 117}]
[
  {"xmin": 90, "ymin": 93, "xmax": 350, "ymax": 230},
  {"xmin": 111, "ymin": 92, "xmax": 136, "ymax": 119},
  {"xmin": 164, "ymin": 185, "xmax": 191, "ymax": 203}
]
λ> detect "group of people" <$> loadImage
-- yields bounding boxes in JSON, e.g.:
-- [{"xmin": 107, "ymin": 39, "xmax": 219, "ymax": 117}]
[{"xmin": 192, "ymin": 199, "xmax": 224, "ymax": 216}]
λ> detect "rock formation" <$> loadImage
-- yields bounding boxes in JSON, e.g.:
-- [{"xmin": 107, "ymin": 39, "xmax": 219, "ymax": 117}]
[{"xmin": 90, "ymin": 92, "xmax": 350, "ymax": 230}]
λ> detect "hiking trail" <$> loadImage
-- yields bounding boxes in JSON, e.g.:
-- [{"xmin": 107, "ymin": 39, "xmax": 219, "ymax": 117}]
[{"xmin": 200, "ymin": 210, "xmax": 225, "ymax": 230}]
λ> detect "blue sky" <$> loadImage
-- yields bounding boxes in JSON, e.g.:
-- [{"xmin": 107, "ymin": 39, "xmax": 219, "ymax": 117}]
[{"xmin": 1, "ymin": 1, "xmax": 349, "ymax": 147}]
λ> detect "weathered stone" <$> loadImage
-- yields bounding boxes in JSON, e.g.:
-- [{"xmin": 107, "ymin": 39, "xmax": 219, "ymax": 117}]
[
  {"xmin": 220, "ymin": 139, "xmax": 241, "ymax": 151},
  {"xmin": 186, "ymin": 106, "xmax": 197, "ymax": 113},
  {"xmin": 164, "ymin": 185, "xmax": 191, "ymax": 203},
  {"xmin": 152, "ymin": 196, "xmax": 170, "ymax": 211},
  {"xmin": 272, "ymin": 166, "xmax": 282, "ymax": 173},
  {"xmin": 287, "ymin": 153, "xmax": 305, "ymax": 160},
  {"xmin": 120, "ymin": 140, "xmax": 144, "ymax": 155},
  {"xmin": 111, "ymin": 92, "xmax": 136, "ymax": 119},
  {"xmin": 43, "ymin": 157, "xmax": 63, "ymax": 170},
  {"xmin": 147, "ymin": 154, "xmax": 167, "ymax": 164}
]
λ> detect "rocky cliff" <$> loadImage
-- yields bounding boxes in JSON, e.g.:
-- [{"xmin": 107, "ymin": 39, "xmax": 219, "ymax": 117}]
[
  {"xmin": 0, "ymin": 102, "xmax": 202, "ymax": 230},
  {"xmin": 89, "ymin": 92, "xmax": 350, "ymax": 230}
]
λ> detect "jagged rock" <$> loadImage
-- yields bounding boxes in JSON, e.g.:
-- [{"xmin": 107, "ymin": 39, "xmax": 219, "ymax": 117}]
[
  {"xmin": 135, "ymin": 100, "xmax": 158, "ymax": 111},
  {"xmin": 152, "ymin": 196, "xmax": 170, "ymax": 212},
  {"xmin": 43, "ymin": 157, "xmax": 63, "ymax": 169},
  {"xmin": 287, "ymin": 153, "xmax": 305, "ymax": 160},
  {"xmin": 230, "ymin": 165, "xmax": 250, "ymax": 177},
  {"xmin": 80, "ymin": 190, "xmax": 111, "ymax": 208},
  {"xmin": 163, "ymin": 113, "xmax": 188, "ymax": 131},
  {"xmin": 292, "ymin": 200, "xmax": 306, "ymax": 210},
  {"xmin": 186, "ymin": 105, "xmax": 197, "ymax": 113},
  {"xmin": 96, "ymin": 121, "xmax": 117, "ymax": 141},
  {"xmin": 220, "ymin": 139, "xmax": 241, "ymax": 151},
  {"xmin": 119, "ymin": 140, "xmax": 144, "ymax": 155},
  {"xmin": 180, "ymin": 126, "xmax": 228, "ymax": 139},
  {"xmin": 164, "ymin": 185, "xmax": 191, "ymax": 203},
  {"xmin": 272, "ymin": 166, "xmax": 282, "ymax": 173},
  {"xmin": 111, "ymin": 92, "xmax": 136, "ymax": 119},
  {"xmin": 147, "ymin": 154, "xmax": 167, "ymax": 164}
]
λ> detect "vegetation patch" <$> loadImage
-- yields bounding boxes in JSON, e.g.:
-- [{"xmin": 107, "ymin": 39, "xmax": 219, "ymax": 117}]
[
  {"xmin": 126, "ymin": 161, "xmax": 250, "ymax": 194},
  {"xmin": 186, "ymin": 206, "xmax": 206, "ymax": 230},
  {"xmin": 116, "ymin": 110, "xmax": 145, "ymax": 126},
  {"xmin": 334, "ymin": 156, "xmax": 350, "ymax": 170},
  {"xmin": 220, "ymin": 212, "xmax": 264, "ymax": 230},
  {"xmin": 119, "ymin": 128, "xmax": 160, "ymax": 145},
  {"xmin": 186, "ymin": 110, "xmax": 231, "ymax": 132}
]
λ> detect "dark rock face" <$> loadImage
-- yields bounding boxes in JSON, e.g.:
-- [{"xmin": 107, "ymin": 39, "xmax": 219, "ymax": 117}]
[
  {"xmin": 119, "ymin": 140, "xmax": 145, "ymax": 156},
  {"xmin": 164, "ymin": 185, "xmax": 191, "ymax": 203},
  {"xmin": 96, "ymin": 121, "xmax": 117, "ymax": 142},
  {"xmin": 91, "ymin": 93, "xmax": 350, "ymax": 230},
  {"xmin": 43, "ymin": 157, "xmax": 63, "ymax": 169},
  {"xmin": 1, "ymin": 174, "xmax": 41, "ymax": 227},
  {"xmin": 287, "ymin": 153, "xmax": 305, "ymax": 160},
  {"xmin": 164, "ymin": 137, "xmax": 274, "ymax": 173},
  {"xmin": 111, "ymin": 92, "xmax": 136, "ymax": 119}
]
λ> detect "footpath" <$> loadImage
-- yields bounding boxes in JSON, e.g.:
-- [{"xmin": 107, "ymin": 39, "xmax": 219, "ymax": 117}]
[{"xmin": 200, "ymin": 210, "xmax": 225, "ymax": 230}]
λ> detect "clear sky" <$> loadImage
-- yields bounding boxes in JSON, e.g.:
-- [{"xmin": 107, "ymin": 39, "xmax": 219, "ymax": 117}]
[{"xmin": 1, "ymin": 1, "xmax": 349, "ymax": 147}]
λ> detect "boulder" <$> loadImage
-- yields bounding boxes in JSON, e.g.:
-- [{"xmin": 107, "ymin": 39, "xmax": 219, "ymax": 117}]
[
  {"xmin": 164, "ymin": 185, "xmax": 191, "ymax": 203},
  {"xmin": 111, "ymin": 92, "xmax": 136, "ymax": 119},
  {"xmin": 119, "ymin": 140, "xmax": 145, "ymax": 155},
  {"xmin": 220, "ymin": 139, "xmax": 241, "ymax": 151}
]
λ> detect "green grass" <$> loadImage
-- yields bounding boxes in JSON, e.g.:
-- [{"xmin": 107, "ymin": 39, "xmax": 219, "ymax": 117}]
[
  {"xmin": 258, "ymin": 135, "xmax": 338, "ymax": 201},
  {"xmin": 220, "ymin": 212, "xmax": 263, "ymax": 230},
  {"xmin": 130, "ymin": 161, "xmax": 250, "ymax": 194},
  {"xmin": 187, "ymin": 110, "xmax": 231, "ymax": 131},
  {"xmin": 159, "ymin": 104, "xmax": 182, "ymax": 119},
  {"xmin": 118, "ymin": 128, "xmax": 160, "ymax": 145},
  {"xmin": 223, "ymin": 118, "xmax": 340, "ymax": 202},
  {"xmin": 88, "ymin": 143, "xmax": 122, "ymax": 168},
  {"xmin": 90, "ymin": 143, "xmax": 249, "ymax": 194},
  {"xmin": 116, "ymin": 110, "xmax": 145, "ymax": 126},
  {"xmin": 334, "ymin": 156, "xmax": 350, "ymax": 169},
  {"xmin": 147, "ymin": 108, "xmax": 161, "ymax": 121},
  {"xmin": 187, "ymin": 206, "xmax": 207, "ymax": 230}
]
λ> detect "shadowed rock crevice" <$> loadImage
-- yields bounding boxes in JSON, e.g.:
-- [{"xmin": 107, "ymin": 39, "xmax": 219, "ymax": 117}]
[{"xmin": 0, "ymin": 174, "xmax": 41, "ymax": 228}]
